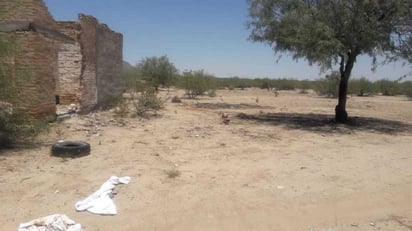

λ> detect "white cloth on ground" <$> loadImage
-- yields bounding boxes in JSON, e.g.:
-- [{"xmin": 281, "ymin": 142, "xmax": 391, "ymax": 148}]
[
  {"xmin": 75, "ymin": 176, "xmax": 131, "ymax": 215},
  {"xmin": 18, "ymin": 214, "xmax": 82, "ymax": 231}
]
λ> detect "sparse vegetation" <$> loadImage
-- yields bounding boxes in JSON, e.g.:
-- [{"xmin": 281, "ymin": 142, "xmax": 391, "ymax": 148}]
[
  {"xmin": 137, "ymin": 55, "xmax": 178, "ymax": 91},
  {"xmin": 376, "ymin": 79, "xmax": 403, "ymax": 96},
  {"xmin": 349, "ymin": 77, "xmax": 375, "ymax": 96},
  {"xmin": 132, "ymin": 86, "xmax": 165, "ymax": 117},
  {"xmin": 0, "ymin": 34, "xmax": 47, "ymax": 148},
  {"xmin": 248, "ymin": 0, "xmax": 412, "ymax": 122},
  {"xmin": 314, "ymin": 72, "xmax": 340, "ymax": 98},
  {"xmin": 402, "ymin": 81, "xmax": 412, "ymax": 98},
  {"xmin": 165, "ymin": 169, "xmax": 181, "ymax": 179},
  {"xmin": 179, "ymin": 70, "xmax": 216, "ymax": 99}
]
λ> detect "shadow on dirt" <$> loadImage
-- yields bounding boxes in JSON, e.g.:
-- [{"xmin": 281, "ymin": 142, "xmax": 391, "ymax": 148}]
[
  {"xmin": 195, "ymin": 102, "xmax": 272, "ymax": 110},
  {"xmin": 237, "ymin": 112, "xmax": 412, "ymax": 135}
]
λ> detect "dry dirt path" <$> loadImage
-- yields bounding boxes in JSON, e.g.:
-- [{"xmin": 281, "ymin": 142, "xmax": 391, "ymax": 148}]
[{"xmin": 1, "ymin": 89, "xmax": 412, "ymax": 231}]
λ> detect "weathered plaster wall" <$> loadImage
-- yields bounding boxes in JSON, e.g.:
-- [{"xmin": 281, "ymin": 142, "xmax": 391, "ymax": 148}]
[
  {"xmin": 96, "ymin": 23, "xmax": 123, "ymax": 107},
  {"xmin": 77, "ymin": 14, "xmax": 98, "ymax": 112}
]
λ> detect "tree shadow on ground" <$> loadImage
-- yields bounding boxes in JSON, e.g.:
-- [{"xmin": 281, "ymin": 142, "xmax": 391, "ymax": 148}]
[
  {"xmin": 195, "ymin": 102, "xmax": 273, "ymax": 110},
  {"xmin": 236, "ymin": 112, "xmax": 412, "ymax": 135}
]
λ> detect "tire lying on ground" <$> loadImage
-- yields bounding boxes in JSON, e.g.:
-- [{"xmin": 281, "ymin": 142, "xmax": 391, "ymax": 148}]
[{"xmin": 51, "ymin": 141, "xmax": 91, "ymax": 157}]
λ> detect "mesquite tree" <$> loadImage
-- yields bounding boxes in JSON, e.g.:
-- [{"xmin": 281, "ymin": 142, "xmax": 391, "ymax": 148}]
[
  {"xmin": 137, "ymin": 55, "xmax": 178, "ymax": 91},
  {"xmin": 248, "ymin": 0, "xmax": 412, "ymax": 123}
]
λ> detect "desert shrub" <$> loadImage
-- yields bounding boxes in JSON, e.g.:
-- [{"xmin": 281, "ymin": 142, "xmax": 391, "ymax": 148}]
[
  {"xmin": 401, "ymin": 81, "xmax": 412, "ymax": 98},
  {"xmin": 132, "ymin": 87, "xmax": 165, "ymax": 116},
  {"xmin": 273, "ymin": 78, "xmax": 297, "ymax": 90},
  {"xmin": 0, "ymin": 34, "xmax": 48, "ymax": 148},
  {"xmin": 314, "ymin": 72, "xmax": 340, "ymax": 97},
  {"xmin": 123, "ymin": 69, "xmax": 166, "ymax": 117},
  {"xmin": 260, "ymin": 78, "xmax": 274, "ymax": 90},
  {"xmin": 349, "ymin": 77, "xmax": 375, "ymax": 96},
  {"xmin": 207, "ymin": 89, "xmax": 217, "ymax": 97},
  {"xmin": 136, "ymin": 55, "xmax": 178, "ymax": 90},
  {"xmin": 123, "ymin": 66, "xmax": 143, "ymax": 90},
  {"xmin": 111, "ymin": 96, "xmax": 129, "ymax": 117},
  {"xmin": 375, "ymin": 79, "xmax": 402, "ymax": 96},
  {"xmin": 182, "ymin": 70, "xmax": 216, "ymax": 98},
  {"xmin": 298, "ymin": 80, "xmax": 311, "ymax": 94}
]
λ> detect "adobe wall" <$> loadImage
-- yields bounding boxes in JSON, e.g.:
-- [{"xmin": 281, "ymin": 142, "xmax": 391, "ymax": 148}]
[
  {"xmin": 56, "ymin": 22, "xmax": 82, "ymax": 105},
  {"xmin": 56, "ymin": 14, "xmax": 123, "ymax": 112},
  {"xmin": 0, "ymin": 0, "xmax": 57, "ymax": 29},
  {"xmin": 96, "ymin": 23, "xmax": 123, "ymax": 107},
  {"xmin": 10, "ymin": 31, "xmax": 58, "ymax": 118},
  {"xmin": 77, "ymin": 15, "xmax": 98, "ymax": 112}
]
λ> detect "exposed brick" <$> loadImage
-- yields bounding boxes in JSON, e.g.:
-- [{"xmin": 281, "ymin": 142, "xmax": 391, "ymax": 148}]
[{"xmin": 1, "ymin": 0, "xmax": 124, "ymax": 118}]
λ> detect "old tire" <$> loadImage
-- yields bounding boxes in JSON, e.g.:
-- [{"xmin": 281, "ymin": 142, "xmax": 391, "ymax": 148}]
[{"xmin": 51, "ymin": 141, "xmax": 90, "ymax": 157}]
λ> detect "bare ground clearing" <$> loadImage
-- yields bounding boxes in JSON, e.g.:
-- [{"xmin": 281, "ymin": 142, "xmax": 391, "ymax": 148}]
[{"xmin": 1, "ymin": 88, "xmax": 412, "ymax": 231}]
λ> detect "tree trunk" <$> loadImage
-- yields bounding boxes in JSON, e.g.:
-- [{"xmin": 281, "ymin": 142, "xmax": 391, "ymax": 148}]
[
  {"xmin": 335, "ymin": 76, "xmax": 349, "ymax": 123},
  {"xmin": 335, "ymin": 53, "xmax": 356, "ymax": 123}
]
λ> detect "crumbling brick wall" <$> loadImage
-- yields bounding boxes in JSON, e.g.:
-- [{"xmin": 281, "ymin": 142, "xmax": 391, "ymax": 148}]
[
  {"xmin": 6, "ymin": 31, "xmax": 58, "ymax": 118},
  {"xmin": 0, "ymin": 0, "xmax": 57, "ymax": 29},
  {"xmin": 0, "ymin": 0, "xmax": 69, "ymax": 119},
  {"xmin": 56, "ymin": 22, "xmax": 82, "ymax": 105},
  {"xmin": 56, "ymin": 14, "xmax": 123, "ymax": 112},
  {"xmin": 1, "ymin": 0, "xmax": 123, "ymax": 117},
  {"xmin": 96, "ymin": 23, "xmax": 123, "ymax": 107},
  {"xmin": 77, "ymin": 14, "xmax": 98, "ymax": 112}
]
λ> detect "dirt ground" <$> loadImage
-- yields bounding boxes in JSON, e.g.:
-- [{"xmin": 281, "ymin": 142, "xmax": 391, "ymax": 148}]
[{"xmin": 1, "ymin": 88, "xmax": 412, "ymax": 231}]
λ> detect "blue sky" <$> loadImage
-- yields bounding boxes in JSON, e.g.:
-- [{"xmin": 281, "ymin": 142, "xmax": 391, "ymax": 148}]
[{"xmin": 44, "ymin": 0, "xmax": 410, "ymax": 80}]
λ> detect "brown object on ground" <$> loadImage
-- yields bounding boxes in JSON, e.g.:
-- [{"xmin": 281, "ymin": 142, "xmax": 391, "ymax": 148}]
[
  {"xmin": 171, "ymin": 96, "xmax": 182, "ymax": 103},
  {"xmin": 1, "ymin": 88, "xmax": 412, "ymax": 231},
  {"xmin": 221, "ymin": 112, "xmax": 230, "ymax": 125}
]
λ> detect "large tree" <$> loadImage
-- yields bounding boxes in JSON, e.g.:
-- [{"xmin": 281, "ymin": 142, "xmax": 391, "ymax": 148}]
[
  {"xmin": 247, "ymin": 0, "xmax": 412, "ymax": 123},
  {"xmin": 137, "ymin": 55, "xmax": 178, "ymax": 91}
]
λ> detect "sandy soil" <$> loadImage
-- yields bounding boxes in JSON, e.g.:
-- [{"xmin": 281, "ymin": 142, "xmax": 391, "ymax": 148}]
[{"xmin": 1, "ymin": 88, "xmax": 412, "ymax": 231}]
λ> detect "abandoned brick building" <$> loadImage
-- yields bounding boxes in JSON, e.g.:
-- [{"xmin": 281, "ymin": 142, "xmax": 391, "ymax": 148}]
[{"xmin": 0, "ymin": 0, "xmax": 123, "ymax": 118}]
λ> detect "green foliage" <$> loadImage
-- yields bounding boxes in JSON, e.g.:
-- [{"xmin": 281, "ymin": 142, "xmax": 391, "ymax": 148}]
[
  {"xmin": 181, "ymin": 70, "xmax": 216, "ymax": 99},
  {"xmin": 248, "ymin": 0, "xmax": 412, "ymax": 122},
  {"xmin": 314, "ymin": 72, "xmax": 340, "ymax": 98},
  {"xmin": 248, "ymin": 0, "xmax": 412, "ymax": 70},
  {"xmin": 137, "ymin": 55, "xmax": 178, "ymax": 90},
  {"xmin": 376, "ymin": 79, "xmax": 402, "ymax": 96},
  {"xmin": 0, "ymin": 35, "xmax": 45, "ymax": 148},
  {"xmin": 123, "ymin": 66, "xmax": 142, "ymax": 91},
  {"xmin": 402, "ymin": 81, "xmax": 412, "ymax": 98},
  {"xmin": 259, "ymin": 78, "xmax": 274, "ymax": 90},
  {"xmin": 349, "ymin": 77, "xmax": 375, "ymax": 96},
  {"xmin": 133, "ymin": 86, "xmax": 165, "ymax": 117}
]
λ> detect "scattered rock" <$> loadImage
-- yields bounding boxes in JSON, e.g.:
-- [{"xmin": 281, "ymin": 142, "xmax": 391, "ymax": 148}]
[
  {"xmin": 171, "ymin": 96, "xmax": 182, "ymax": 103},
  {"xmin": 221, "ymin": 113, "xmax": 230, "ymax": 125}
]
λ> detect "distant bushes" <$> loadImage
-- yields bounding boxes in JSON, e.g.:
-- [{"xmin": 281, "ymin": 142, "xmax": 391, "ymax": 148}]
[
  {"xmin": 348, "ymin": 77, "xmax": 375, "ymax": 96},
  {"xmin": 402, "ymin": 81, "xmax": 412, "ymax": 98},
  {"xmin": 177, "ymin": 70, "xmax": 216, "ymax": 98},
  {"xmin": 375, "ymin": 79, "xmax": 402, "ymax": 96},
  {"xmin": 123, "ymin": 56, "xmax": 411, "ymax": 100},
  {"xmin": 313, "ymin": 72, "xmax": 340, "ymax": 97}
]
